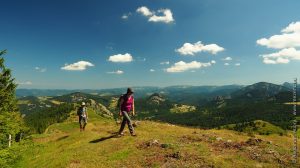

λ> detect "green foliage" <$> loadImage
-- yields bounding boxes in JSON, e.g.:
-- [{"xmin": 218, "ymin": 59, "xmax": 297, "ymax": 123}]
[
  {"xmin": 222, "ymin": 120, "xmax": 287, "ymax": 135},
  {"xmin": 0, "ymin": 50, "xmax": 26, "ymax": 149},
  {"xmin": 25, "ymin": 103, "xmax": 75, "ymax": 133},
  {"xmin": 0, "ymin": 50, "xmax": 18, "ymax": 112},
  {"xmin": 0, "ymin": 50, "xmax": 27, "ymax": 168},
  {"xmin": 134, "ymin": 97, "xmax": 173, "ymax": 119},
  {"xmin": 0, "ymin": 145, "xmax": 23, "ymax": 168}
]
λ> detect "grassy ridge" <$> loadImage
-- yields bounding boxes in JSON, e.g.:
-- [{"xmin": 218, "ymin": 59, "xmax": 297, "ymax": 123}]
[
  {"xmin": 221, "ymin": 120, "xmax": 287, "ymax": 136},
  {"xmin": 16, "ymin": 109, "xmax": 300, "ymax": 168}
]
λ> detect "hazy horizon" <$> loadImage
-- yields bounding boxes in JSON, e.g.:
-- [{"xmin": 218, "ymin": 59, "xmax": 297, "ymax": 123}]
[{"xmin": 16, "ymin": 80, "xmax": 294, "ymax": 90}]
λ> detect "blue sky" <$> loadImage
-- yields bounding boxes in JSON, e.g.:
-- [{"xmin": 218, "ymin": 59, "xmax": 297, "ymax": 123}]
[{"xmin": 1, "ymin": 0, "xmax": 300, "ymax": 89}]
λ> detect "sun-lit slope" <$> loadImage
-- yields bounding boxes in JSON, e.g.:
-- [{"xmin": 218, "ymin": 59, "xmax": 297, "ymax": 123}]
[
  {"xmin": 17, "ymin": 108, "xmax": 299, "ymax": 168},
  {"xmin": 221, "ymin": 120, "xmax": 288, "ymax": 136}
]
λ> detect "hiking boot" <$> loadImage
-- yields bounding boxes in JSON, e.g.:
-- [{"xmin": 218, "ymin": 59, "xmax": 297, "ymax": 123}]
[
  {"xmin": 131, "ymin": 133, "xmax": 137, "ymax": 136},
  {"xmin": 117, "ymin": 132, "xmax": 124, "ymax": 137}
]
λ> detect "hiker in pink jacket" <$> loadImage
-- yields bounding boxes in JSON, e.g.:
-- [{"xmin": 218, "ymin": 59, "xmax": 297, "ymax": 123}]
[{"xmin": 118, "ymin": 88, "xmax": 136, "ymax": 136}]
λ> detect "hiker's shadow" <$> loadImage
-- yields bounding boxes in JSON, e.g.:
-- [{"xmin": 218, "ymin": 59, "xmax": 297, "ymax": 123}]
[{"xmin": 89, "ymin": 132, "xmax": 119, "ymax": 143}]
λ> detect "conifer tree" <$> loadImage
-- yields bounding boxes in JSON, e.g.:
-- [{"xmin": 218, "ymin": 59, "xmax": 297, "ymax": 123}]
[{"xmin": 0, "ymin": 50, "xmax": 24, "ymax": 149}]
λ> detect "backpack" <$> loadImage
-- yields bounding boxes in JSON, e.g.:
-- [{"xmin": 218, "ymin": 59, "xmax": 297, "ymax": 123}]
[
  {"xmin": 117, "ymin": 94, "xmax": 129, "ymax": 108},
  {"xmin": 117, "ymin": 94, "xmax": 125, "ymax": 108},
  {"xmin": 77, "ymin": 106, "xmax": 85, "ymax": 116}
]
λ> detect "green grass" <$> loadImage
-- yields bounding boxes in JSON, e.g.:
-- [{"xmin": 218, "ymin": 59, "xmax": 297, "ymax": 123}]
[
  {"xmin": 15, "ymin": 109, "xmax": 300, "ymax": 168},
  {"xmin": 221, "ymin": 120, "xmax": 287, "ymax": 136}
]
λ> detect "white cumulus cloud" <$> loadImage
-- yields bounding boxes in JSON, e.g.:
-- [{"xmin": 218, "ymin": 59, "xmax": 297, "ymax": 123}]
[
  {"xmin": 224, "ymin": 63, "xmax": 230, "ymax": 66},
  {"xmin": 222, "ymin": 57, "xmax": 232, "ymax": 61},
  {"xmin": 260, "ymin": 47, "xmax": 300, "ymax": 64},
  {"xmin": 175, "ymin": 41, "xmax": 224, "ymax": 55},
  {"xmin": 257, "ymin": 21, "xmax": 300, "ymax": 49},
  {"xmin": 282, "ymin": 21, "xmax": 300, "ymax": 33},
  {"xmin": 150, "ymin": 69, "xmax": 155, "ymax": 72},
  {"xmin": 61, "ymin": 61, "xmax": 94, "ymax": 71},
  {"xmin": 211, "ymin": 60, "xmax": 216, "ymax": 64},
  {"xmin": 137, "ymin": 6, "xmax": 153, "ymax": 17},
  {"xmin": 107, "ymin": 70, "xmax": 124, "ymax": 74},
  {"xmin": 257, "ymin": 21, "xmax": 300, "ymax": 64},
  {"xmin": 137, "ymin": 6, "xmax": 174, "ymax": 24},
  {"xmin": 166, "ymin": 61, "xmax": 212, "ymax": 73},
  {"xmin": 235, "ymin": 63, "xmax": 241, "ymax": 66},
  {"xmin": 148, "ymin": 9, "xmax": 174, "ymax": 23},
  {"xmin": 108, "ymin": 53, "xmax": 133, "ymax": 63}
]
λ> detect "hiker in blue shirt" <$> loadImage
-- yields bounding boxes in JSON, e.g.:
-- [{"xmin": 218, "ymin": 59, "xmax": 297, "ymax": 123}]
[{"xmin": 77, "ymin": 102, "xmax": 88, "ymax": 132}]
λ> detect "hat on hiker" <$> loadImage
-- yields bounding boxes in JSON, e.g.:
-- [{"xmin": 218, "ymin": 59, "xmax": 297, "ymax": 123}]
[
  {"xmin": 127, "ymin": 88, "xmax": 134, "ymax": 94},
  {"xmin": 82, "ymin": 102, "xmax": 86, "ymax": 106}
]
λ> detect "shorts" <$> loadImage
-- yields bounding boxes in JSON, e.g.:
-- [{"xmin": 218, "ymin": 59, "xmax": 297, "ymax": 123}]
[{"xmin": 79, "ymin": 116, "xmax": 87, "ymax": 125}]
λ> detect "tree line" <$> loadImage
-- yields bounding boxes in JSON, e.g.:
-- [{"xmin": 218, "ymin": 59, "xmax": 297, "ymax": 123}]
[{"xmin": 25, "ymin": 103, "xmax": 75, "ymax": 134}]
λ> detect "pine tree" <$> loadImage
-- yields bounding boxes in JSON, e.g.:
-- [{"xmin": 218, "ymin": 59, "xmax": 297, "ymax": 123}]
[{"xmin": 0, "ymin": 50, "xmax": 25, "ymax": 149}]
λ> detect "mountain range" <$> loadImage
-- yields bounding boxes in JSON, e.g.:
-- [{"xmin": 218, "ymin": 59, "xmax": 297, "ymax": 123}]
[{"xmin": 18, "ymin": 82, "xmax": 299, "ymax": 133}]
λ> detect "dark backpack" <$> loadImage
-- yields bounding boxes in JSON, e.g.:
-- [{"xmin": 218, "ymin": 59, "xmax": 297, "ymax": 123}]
[
  {"xmin": 117, "ymin": 94, "xmax": 129, "ymax": 108},
  {"xmin": 117, "ymin": 94, "xmax": 124, "ymax": 108},
  {"xmin": 77, "ymin": 106, "xmax": 84, "ymax": 116}
]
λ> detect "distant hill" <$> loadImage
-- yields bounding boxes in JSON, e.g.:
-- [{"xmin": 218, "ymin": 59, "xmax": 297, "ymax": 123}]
[
  {"xmin": 17, "ymin": 92, "xmax": 115, "ymax": 118},
  {"xmin": 282, "ymin": 82, "xmax": 300, "ymax": 90},
  {"xmin": 16, "ymin": 87, "xmax": 161, "ymax": 98},
  {"xmin": 20, "ymin": 92, "xmax": 115, "ymax": 133},
  {"xmin": 16, "ymin": 82, "xmax": 299, "ymax": 101},
  {"xmin": 163, "ymin": 85, "xmax": 243, "ymax": 106},
  {"xmin": 134, "ymin": 82, "xmax": 297, "ymax": 130},
  {"xmin": 16, "ymin": 89, "xmax": 77, "ymax": 97},
  {"xmin": 18, "ymin": 96, "xmax": 57, "ymax": 115},
  {"xmin": 16, "ymin": 85, "xmax": 244, "ymax": 101},
  {"xmin": 49, "ymin": 92, "xmax": 111, "ymax": 106},
  {"xmin": 230, "ymin": 82, "xmax": 290, "ymax": 101}
]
